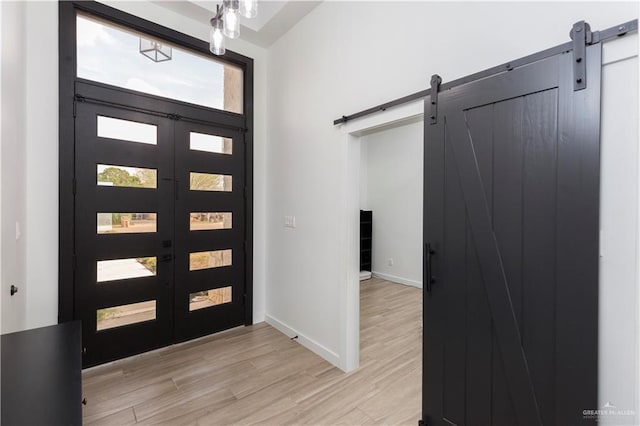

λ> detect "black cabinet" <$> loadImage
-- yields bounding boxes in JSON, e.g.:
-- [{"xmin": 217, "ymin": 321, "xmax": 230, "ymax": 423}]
[
  {"xmin": 1, "ymin": 322, "xmax": 83, "ymax": 425},
  {"xmin": 360, "ymin": 210, "xmax": 372, "ymax": 272}
]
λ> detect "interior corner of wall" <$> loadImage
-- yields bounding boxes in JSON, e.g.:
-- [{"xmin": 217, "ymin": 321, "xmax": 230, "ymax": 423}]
[
  {"xmin": 253, "ymin": 310, "xmax": 265, "ymax": 324},
  {"xmin": 265, "ymin": 314, "xmax": 343, "ymax": 370}
]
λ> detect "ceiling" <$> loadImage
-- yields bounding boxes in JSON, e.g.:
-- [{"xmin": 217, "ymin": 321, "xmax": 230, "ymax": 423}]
[{"xmin": 152, "ymin": 1, "xmax": 322, "ymax": 48}]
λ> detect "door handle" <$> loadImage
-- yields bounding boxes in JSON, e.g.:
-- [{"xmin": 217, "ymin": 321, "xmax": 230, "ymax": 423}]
[{"xmin": 425, "ymin": 243, "xmax": 436, "ymax": 293}]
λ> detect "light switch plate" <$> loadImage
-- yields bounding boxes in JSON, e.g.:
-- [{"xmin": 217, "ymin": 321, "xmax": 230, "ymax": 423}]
[{"xmin": 284, "ymin": 216, "xmax": 296, "ymax": 228}]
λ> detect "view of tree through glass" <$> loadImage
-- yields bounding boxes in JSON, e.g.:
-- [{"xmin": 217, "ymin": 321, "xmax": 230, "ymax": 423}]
[
  {"xmin": 189, "ymin": 172, "xmax": 232, "ymax": 191},
  {"xmin": 97, "ymin": 164, "xmax": 157, "ymax": 188}
]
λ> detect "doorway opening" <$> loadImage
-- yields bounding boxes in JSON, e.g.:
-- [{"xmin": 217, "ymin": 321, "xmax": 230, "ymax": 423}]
[
  {"xmin": 355, "ymin": 117, "xmax": 424, "ymax": 414},
  {"xmin": 342, "ymin": 102, "xmax": 424, "ymax": 373}
]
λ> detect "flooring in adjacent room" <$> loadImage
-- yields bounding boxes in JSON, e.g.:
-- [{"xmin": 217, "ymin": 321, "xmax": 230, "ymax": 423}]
[{"xmin": 82, "ymin": 278, "xmax": 422, "ymax": 425}]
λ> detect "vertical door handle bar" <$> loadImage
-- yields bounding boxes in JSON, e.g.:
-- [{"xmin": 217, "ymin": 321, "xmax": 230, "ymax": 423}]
[{"xmin": 425, "ymin": 243, "xmax": 435, "ymax": 293}]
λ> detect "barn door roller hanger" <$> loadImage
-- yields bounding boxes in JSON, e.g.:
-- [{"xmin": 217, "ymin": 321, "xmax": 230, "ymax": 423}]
[
  {"xmin": 429, "ymin": 74, "xmax": 441, "ymax": 125},
  {"xmin": 570, "ymin": 20, "xmax": 593, "ymax": 91},
  {"xmin": 570, "ymin": 19, "xmax": 634, "ymax": 90}
]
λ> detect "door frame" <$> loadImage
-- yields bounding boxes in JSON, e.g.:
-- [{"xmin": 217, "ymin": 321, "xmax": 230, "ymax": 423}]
[
  {"xmin": 58, "ymin": 1, "xmax": 254, "ymax": 329},
  {"xmin": 340, "ymin": 101, "xmax": 426, "ymax": 372}
]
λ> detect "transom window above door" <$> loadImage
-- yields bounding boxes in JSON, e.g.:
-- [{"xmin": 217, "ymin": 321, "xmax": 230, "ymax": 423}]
[{"xmin": 76, "ymin": 13, "xmax": 243, "ymax": 114}]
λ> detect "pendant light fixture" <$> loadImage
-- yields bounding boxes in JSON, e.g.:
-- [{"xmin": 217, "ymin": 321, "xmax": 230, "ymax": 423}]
[
  {"xmin": 139, "ymin": 38, "xmax": 172, "ymax": 62},
  {"xmin": 223, "ymin": 0, "xmax": 240, "ymax": 39},
  {"xmin": 240, "ymin": 0, "xmax": 258, "ymax": 19},
  {"xmin": 209, "ymin": 0, "xmax": 257, "ymax": 56},
  {"xmin": 209, "ymin": 5, "xmax": 226, "ymax": 55}
]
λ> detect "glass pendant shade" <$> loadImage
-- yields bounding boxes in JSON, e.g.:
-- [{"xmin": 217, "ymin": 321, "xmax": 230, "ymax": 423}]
[
  {"xmin": 240, "ymin": 0, "xmax": 257, "ymax": 18},
  {"xmin": 223, "ymin": 0, "xmax": 240, "ymax": 39},
  {"xmin": 209, "ymin": 17, "xmax": 225, "ymax": 56}
]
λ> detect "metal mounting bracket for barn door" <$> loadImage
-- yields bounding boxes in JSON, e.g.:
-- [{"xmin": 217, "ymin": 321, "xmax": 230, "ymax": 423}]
[
  {"xmin": 570, "ymin": 19, "xmax": 635, "ymax": 90},
  {"xmin": 570, "ymin": 20, "xmax": 592, "ymax": 91},
  {"xmin": 333, "ymin": 18, "xmax": 638, "ymax": 125},
  {"xmin": 429, "ymin": 74, "xmax": 442, "ymax": 125}
]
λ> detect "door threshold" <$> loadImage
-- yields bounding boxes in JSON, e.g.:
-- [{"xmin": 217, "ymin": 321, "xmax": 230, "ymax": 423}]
[{"xmin": 82, "ymin": 325, "xmax": 246, "ymax": 373}]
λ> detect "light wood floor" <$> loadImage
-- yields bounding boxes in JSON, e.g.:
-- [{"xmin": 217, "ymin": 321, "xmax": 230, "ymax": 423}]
[{"xmin": 82, "ymin": 278, "xmax": 422, "ymax": 425}]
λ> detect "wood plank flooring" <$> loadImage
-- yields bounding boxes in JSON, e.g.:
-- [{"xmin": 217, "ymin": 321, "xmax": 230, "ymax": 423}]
[{"xmin": 82, "ymin": 278, "xmax": 422, "ymax": 425}]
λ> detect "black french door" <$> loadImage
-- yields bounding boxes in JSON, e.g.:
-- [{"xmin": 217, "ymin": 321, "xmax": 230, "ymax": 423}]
[
  {"xmin": 173, "ymin": 120, "xmax": 246, "ymax": 342},
  {"xmin": 75, "ymin": 99, "xmax": 174, "ymax": 366},
  {"xmin": 423, "ymin": 45, "xmax": 601, "ymax": 424},
  {"xmin": 75, "ymin": 83, "xmax": 246, "ymax": 367}
]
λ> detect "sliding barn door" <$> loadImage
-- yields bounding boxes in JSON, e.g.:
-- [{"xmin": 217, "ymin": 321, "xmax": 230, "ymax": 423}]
[{"xmin": 423, "ymin": 46, "xmax": 601, "ymax": 425}]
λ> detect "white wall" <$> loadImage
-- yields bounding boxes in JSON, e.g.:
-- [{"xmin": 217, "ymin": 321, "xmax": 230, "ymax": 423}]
[
  {"xmin": 1, "ymin": 1, "xmax": 27, "ymax": 333},
  {"xmin": 266, "ymin": 0, "xmax": 639, "ymax": 377},
  {"xmin": 0, "ymin": 0, "xmax": 2, "ymax": 402},
  {"xmin": 360, "ymin": 121, "xmax": 423, "ymax": 287},
  {"xmin": 0, "ymin": 4, "xmax": 2, "ymax": 414},
  {"xmin": 24, "ymin": 0, "xmax": 59, "ymax": 329},
  {"xmin": 599, "ymin": 34, "xmax": 639, "ymax": 423},
  {"xmin": 0, "ymin": 0, "xmax": 268, "ymax": 332}
]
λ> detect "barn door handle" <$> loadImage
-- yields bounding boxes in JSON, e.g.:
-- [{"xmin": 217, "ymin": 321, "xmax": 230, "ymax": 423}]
[{"xmin": 425, "ymin": 243, "xmax": 436, "ymax": 293}]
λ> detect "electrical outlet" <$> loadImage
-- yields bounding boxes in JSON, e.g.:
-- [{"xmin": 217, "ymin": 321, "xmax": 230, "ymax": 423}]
[{"xmin": 388, "ymin": 258, "xmax": 394, "ymax": 266}]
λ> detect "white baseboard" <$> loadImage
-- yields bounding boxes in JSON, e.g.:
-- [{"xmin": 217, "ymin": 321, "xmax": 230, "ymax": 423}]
[
  {"xmin": 265, "ymin": 314, "xmax": 342, "ymax": 369},
  {"xmin": 372, "ymin": 271, "xmax": 422, "ymax": 289}
]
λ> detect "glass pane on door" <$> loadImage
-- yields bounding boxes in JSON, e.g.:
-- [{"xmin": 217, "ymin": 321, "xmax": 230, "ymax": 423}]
[
  {"xmin": 97, "ymin": 213, "xmax": 157, "ymax": 234},
  {"xmin": 190, "ymin": 212, "xmax": 232, "ymax": 231},
  {"xmin": 97, "ymin": 116, "xmax": 157, "ymax": 145},
  {"xmin": 97, "ymin": 300, "xmax": 157, "ymax": 331},
  {"xmin": 97, "ymin": 164, "xmax": 157, "ymax": 188},
  {"xmin": 189, "ymin": 249, "xmax": 232, "ymax": 271},
  {"xmin": 97, "ymin": 257, "xmax": 157, "ymax": 282},
  {"xmin": 189, "ymin": 172, "xmax": 232, "ymax": 191},
  {"xmin": 190, "ymin": 132, "xmax": 232, "ymax": 155},
  {"xmin": 189, "ymin": 287, "xmax": 232, "ymax": 311}
]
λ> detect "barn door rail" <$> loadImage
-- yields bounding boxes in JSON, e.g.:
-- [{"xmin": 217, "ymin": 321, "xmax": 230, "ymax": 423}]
[{"xmin": 333, "ymin": 18, "xmax": 637, "ymax": 125}]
